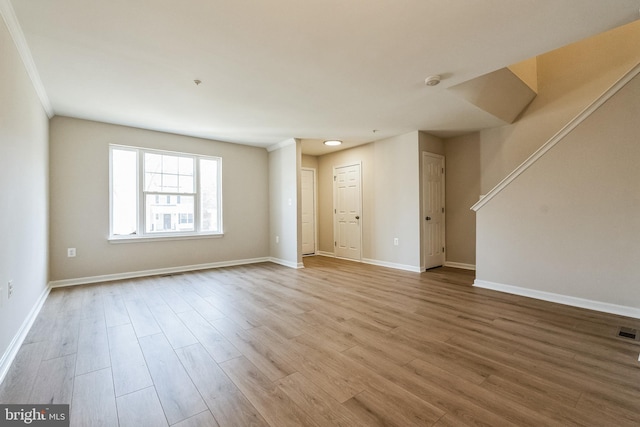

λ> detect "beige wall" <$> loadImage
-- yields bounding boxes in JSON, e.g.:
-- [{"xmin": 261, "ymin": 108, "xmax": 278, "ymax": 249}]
[
  {"xmin": 268, "ymin": 140, "xmax": 301, "ymax": 267},
  {"xmin": 317, "ymin": 131, "xmax": 434, "ymax": 270},
  {"xmin": 443, "ymin": 133, "xmax": 480, "ymax": 266},
  {"xmin": 480, "ymin": 20, "xmax": 640, "ymax": 194},
  {"xmin": 440, "ymin": 21, "xmax": 640, "ymax": 269},
  {"xmin": 371, "ymin": 132, "xmax": 422, "ymax": 268},
  {"xmin": 317, "ymin": 144, "xmax": 373, "ymax": 256},
  {"xmin": 419, "ymin": 131, "xmax": 444, "ymax": 156},
  {"xmin": 508, "ymin": 57, "xmax": 538, "ymax": 93},
  {"xmin": 301, "ymin": 154, "xmax": 318, "ymax": 169},
  {"xmin": 476, "ymin": 71, "xmax": 640, "ymax": 309},
  {"xmin": 0, "ymin": 19, "xmax": 49, "ymax": 368},
  {"xmin": 49, "ymin": 117, "xmax": 269, "ymax": 281}
]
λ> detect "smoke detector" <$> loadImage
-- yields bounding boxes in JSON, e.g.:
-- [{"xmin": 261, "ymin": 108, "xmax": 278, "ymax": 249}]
[{"xmin": 425, "ymin": 75, "xmax": 441, "ymax": 86}]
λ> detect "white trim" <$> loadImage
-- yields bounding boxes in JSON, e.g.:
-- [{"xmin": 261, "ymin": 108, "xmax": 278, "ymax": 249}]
[
  {"xmin": 474, "ymin": 279, "xmax": 640, "ymax": 319},
  {"xmin": 362, "ymin": 258, "xmax": 422, "ymax": 273},
  {"xmin": 0, "ymin": 285, "xmax": 50, "ymax": 385},
  {"xmin": 422, "ymin": 152, "xmax": 446, "ymax": 270},
  {"xmin": 267, "ymin": 138, "xmax": 296, "ymax": 152},
  {"xmin": 444, "ymin": 261, "xmax": 476, "ymax": 271},
  {"xmin": 49, "ymin": 257, "xmax": 270, "ymax": 288},
  {"xmin": 333, "ymin": 161, "xmax": 363, "ymax": 261},
  {"xmin": 269, "ymin": 257, "xmax": 304, "ymax": 269},
  {"xmin": 317, "ymin": 251, "xmax": 335, "ymax": 257},
  {"xmin": 0, "ymin": 0, "xmax": 53, "ymax": 117},
  {"xmin": 301, "ymin": 167, "xmax": 318, "ymax": 256},
  {"xmin": 472, "ymin": 61, "xmax": 640, "ymax": 212},
  {"xmin": 109, "ymin": 233, "xmax": 224, "ymax": 244}
]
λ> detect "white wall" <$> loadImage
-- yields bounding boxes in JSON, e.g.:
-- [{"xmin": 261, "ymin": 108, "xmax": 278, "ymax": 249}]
[
  {"xmin": 49, "ymin": 117, "xmax": 270, "ymax": 282},
  {"xmin": 268, "ymin": 140, "xmax": 301, "ymax": 268},
  {"xmin": 476, "ymin": 71, "xmax": 640, "ymax": 314},
  {"xmin": 0, "ymin": 17, "xmax": 49, "ymax": 373}
]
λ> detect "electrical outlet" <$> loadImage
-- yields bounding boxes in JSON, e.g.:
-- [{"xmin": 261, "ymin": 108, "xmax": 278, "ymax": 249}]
[
  {"xmin": 67, "ymin": 248, "xmax": 76, "ymax": 257},
  {"xmin": 393, "ymin": 238, "xmax": 399, "ymax": 246},
  {"xmin": 8, "ymin": 280, "xmax": 13, "ymax": 299},
  {"xmin": 275, "ymin": 236, "xmax": 279, "ymax": 244}
]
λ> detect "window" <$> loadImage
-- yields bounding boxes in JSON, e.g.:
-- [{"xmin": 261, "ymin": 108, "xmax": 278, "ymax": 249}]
[{"xmin": 110, "ymin": 145, "xmax": 222, "ymax": 239}]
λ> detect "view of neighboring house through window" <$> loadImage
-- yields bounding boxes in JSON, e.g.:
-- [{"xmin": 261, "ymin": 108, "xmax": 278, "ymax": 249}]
[{"xmin": 110, "ymin": 145, "xmax": 222, "ymax": 238}]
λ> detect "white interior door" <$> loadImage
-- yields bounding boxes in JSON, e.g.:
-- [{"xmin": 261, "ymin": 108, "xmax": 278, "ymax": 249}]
[
  {"xmin": 423, "ymin": 152, "xmax": 445, "ymax": 269},
  {"xmin": 334, "ymin": 163, "xmax": 361, "ymax": 260},
  {"xmin": 301, "ymin": 168, "xmax": 316, "ymax": 255}
]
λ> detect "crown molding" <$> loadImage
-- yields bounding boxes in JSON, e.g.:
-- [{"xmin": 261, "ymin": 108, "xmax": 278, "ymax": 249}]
[
  {"xmin": 0, "ymin": 0, "xmax": 53, "ymax": 117},
  {"xmin": 267, "ymin": 138, "xmax": 297, "ymax": 152}
]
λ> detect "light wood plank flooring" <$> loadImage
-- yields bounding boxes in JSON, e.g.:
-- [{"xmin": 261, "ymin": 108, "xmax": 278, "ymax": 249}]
[{"xmin": 1, "ymin": 256, "xmax": 640, "ymax": 426}]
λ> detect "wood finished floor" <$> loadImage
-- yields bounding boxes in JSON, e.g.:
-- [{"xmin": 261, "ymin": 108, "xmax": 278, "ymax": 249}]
[{"xmin": 1, "ymin": 256, "xmax": 640, "ymax": 426}]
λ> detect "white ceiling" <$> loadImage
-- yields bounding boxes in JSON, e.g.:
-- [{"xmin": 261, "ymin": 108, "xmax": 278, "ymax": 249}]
[{"xmin": 7, "ymin": 0, "xmax": 640, "ymax": 154}]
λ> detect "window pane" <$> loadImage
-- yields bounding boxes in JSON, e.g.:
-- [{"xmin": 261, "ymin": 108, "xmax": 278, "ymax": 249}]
[
  {"xmin": 145, "ymin": 194, "xmax": 194, "ymax": 233},
  {"xmin": 144, "ymin": 153, "xmax": 194, "ymax": 193},
  {"xmin": 163, "ymin": 155, "xmax": 179, "ymax": 174},
  {"xmin": 144, "ymin": 172, "xmax": 161, "ymax": 192},
  {"xmin": 112, "ymin": 149, "xmax": 137, "ymax": 235},
  {"xmin": 145, "ymin": 153, "xmax": 162, "ymax": 173},
  {"xmin": 179, "ymin": 176, "xmax": 193, "ymax": 193},
  {"xmin": 162, "ymin": 173, "xmax": 178, "ymax": 190},
  {"xmin": 200, "ymin": 158, "xmax": 219, "ymax": 232},
  {"xmin": 179, "ymin": 157, "xmax": 193, "ymax": 176}
]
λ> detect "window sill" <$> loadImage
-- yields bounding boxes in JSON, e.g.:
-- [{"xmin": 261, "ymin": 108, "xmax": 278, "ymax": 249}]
[{"xmin": 109, "ymin": 232, "xmax": 224, "ymax": 244}]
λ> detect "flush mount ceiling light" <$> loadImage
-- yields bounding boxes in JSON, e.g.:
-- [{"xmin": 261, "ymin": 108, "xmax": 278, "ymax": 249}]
[
  {"xmin": 425, "ymin": 75, "xmax": 441, "ymax": 86},
  {"xmin": 323, "ymin": 140, "xmax": 342, "ymax": 146}
]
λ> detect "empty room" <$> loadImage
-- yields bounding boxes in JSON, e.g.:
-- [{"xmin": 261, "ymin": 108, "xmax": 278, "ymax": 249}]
[{"xmin": 1, "ymin": 0, "xmax": 640, "ymax": 426}]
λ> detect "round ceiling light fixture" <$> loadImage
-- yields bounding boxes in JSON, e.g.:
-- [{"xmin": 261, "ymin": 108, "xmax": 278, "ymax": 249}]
[
  {"xmin": 323, "ymin": 140, "xmax": 342, "ymax": 146},
  {"xmin": 425, "ymin": 75, "xmax": 441, "ymax": 86}
]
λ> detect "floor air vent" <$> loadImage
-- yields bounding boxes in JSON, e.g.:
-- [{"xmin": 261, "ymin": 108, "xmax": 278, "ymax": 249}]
[{"xmin": 618, "ymin": 327, "xmax": 638, "ymax": 340}]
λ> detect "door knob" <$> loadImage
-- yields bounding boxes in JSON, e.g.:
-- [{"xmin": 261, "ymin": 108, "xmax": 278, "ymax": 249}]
[
  {"xmin": 426, "ymin": 216, "xmax": 431, "ymax": 221},
  {"xmin": 355, "ymin": 216, "xmax": 360, "ymax": 220}
]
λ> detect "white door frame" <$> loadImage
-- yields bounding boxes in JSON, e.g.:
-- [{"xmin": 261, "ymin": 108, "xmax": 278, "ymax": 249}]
[
  {"xmin": 333, "ymin": 162, "xmax": 363, "ymax": 261},
  {"xmin": 422, "ymin": 152, "xmax": 446, "ymax": 270},
  {"xmin": 301, "ymin": 167, "xmax": 318, "ymax": 255}
]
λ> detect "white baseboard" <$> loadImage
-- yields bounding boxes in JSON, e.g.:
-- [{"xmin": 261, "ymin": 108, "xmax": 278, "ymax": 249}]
[
  {"xmin": 474, "ymin": 279, "xmax": 640, "ymax": 319},
  {"xmin": 316, "ymin": 253, "xmax": 421, "ymax": 273},
  {"xmin": 48, "ymin": 257, "xmax": 271, "ymax": 288},
  {"xmin": 362, "ymin": 258, "xmax": 422, "ymax": 273},
  {"xmin": 0, "ymin": 285, "xmax": 50, "ymax": 385},
  {"xmin": 269, "ymin": 258, "xmax": 304, "ymax": 269},
  {"xmin": 444, "ymin": 261, "xmax": 476, "ymax": 271},
  {"xmin": 317, "ymin": 251, "xmax": 335, "ymax": 258}
]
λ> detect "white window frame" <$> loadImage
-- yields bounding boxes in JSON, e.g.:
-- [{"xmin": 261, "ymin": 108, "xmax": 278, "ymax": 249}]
[{"xmin": 109, "ymin": 144, "xmax": 223, "ymax": 242}]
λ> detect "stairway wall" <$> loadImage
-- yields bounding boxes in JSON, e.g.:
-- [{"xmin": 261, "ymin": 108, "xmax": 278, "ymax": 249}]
[
  {"xmin": 475, "ymin": 72, "xmax": 640, "ymax": 314},
  {"xmin": 479, "ymin": 20, "xmax": 640, "ymax": 195}
]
